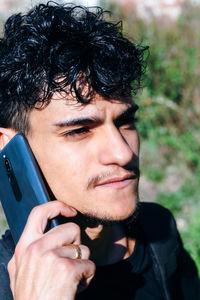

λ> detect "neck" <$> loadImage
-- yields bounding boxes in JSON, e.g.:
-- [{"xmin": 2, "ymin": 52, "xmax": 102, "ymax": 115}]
[{"xmin": 81, "ymin": 224, "xmax": 135, "ymax": 266}]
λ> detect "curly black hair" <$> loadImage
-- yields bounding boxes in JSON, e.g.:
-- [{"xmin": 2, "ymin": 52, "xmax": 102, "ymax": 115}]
[{"xmin": 0, "ymin": 2, "xmax": 148, "ymax": 133}]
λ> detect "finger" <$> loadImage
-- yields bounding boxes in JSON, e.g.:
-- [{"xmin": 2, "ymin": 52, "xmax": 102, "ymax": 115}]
[
  {"xmin": 76, "ymin": 259, "xmax": 96, "ymax": 286},
  {"xmin": 70, "ymin": 259, "xmax": 96, "ymax": 294},
  {"xmin": 63, "ymin": 259, "xmax": 96, "ymax": 289},
  {"xmin": 28, "ymin": 222, "xmax": 82, "ymax": 253},
  {"xmin": 17, "ymin": 201, "xmax": 77, "ymax": 248},
  {"xmin": 7, "ymin": 256, "xmax": 16, "ymax": 294},
  {"xmin": 56, "ymin": 244, "xmax": 90, "ymax": 260}
]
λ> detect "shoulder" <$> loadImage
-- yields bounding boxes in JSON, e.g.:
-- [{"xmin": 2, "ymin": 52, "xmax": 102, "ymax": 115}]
[
  {"xmin": 0, "ymin": 230, "xmax": 15, "ymax": 266},
  {"xmin": 138, "ymin": 204, "xmax": 200, "ymax": 297},
  {"xmin": 139, "ymin": 201, "xmax": 174, "ymax": 220},
  {"xmin": 138, "ymin": 203, "xmax": 181, "ymax": 274},
  {"xmin": 0, "ymin": 231, "xmax": 14, "ymax": 300},
  {"xmin": 139, "ymin": 201, "xmax": 176, "ymax": 226},
  {"xmin": 137, "ymin": 202, "xmax": 180, "ymax": 255}
]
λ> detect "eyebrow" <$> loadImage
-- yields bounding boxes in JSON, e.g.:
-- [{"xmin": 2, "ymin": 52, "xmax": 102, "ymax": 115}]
[
  {"xmin": 54, "ymin": 116, "xmax": 102, "ymax": 128},
  {"xmin": 54, "ymin": 103, "xmax": 139, "ymax": 128},
  {"xmin": 114, "ymin": 104, "xmax": 139, "ymax": 126}
]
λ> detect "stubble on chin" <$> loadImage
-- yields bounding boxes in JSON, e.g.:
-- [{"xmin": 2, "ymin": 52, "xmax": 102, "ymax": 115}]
[{"xmin": 71, "ymin": 195, "xmax": 140, "ymax": 229}]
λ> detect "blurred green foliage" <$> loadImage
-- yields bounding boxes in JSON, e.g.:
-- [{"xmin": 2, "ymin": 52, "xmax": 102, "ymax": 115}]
[{"xmin": 102, "ymin": 1, "xmax": 200, "ymax": 273}]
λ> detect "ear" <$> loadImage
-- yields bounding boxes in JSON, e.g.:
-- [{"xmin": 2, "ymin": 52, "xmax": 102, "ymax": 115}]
[{"xmin": 0, "ymin": 128, "xmax": 17, "ymax": 150}]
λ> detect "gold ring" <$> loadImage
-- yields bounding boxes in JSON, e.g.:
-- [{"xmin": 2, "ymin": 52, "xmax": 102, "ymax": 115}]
[{"xmin": 73, "ymin": 244, "xmax": 82, "ymax": 259}]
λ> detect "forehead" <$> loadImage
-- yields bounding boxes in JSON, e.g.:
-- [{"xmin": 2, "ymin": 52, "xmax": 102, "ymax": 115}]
[{"xmin": 28, "ymin": 93, "xmax": 134, "ymax": 127}]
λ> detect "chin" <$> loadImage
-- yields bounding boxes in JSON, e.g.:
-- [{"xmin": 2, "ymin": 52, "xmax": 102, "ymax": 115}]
[{"xmin": 74, "ymin": 197, "xmax": 140, "ymax": 228}]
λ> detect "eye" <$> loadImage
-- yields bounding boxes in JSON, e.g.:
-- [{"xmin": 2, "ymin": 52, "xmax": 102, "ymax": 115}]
[
  {"xmin": 119, "ymin": 116, "xmax": 138, "ymax": 130},
  {"xmin": 65, "ymin": 127, "xmax": 90, "ymax": 137}
]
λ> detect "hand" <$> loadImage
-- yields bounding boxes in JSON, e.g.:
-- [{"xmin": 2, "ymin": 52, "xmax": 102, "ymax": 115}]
[{"xmin": 7, "ymin": 201, "xmax": 96, "ymax": 300}]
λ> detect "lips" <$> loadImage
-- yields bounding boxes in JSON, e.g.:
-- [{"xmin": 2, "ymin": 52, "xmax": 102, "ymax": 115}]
[{"xmin": 95, "ymin": 173, "xmax": 137, "ymax": 188}]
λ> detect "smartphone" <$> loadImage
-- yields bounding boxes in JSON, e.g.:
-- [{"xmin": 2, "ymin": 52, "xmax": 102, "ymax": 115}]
[{"xmin": 0, "ymin": 134, "xmax": 59, "ymax": 244}]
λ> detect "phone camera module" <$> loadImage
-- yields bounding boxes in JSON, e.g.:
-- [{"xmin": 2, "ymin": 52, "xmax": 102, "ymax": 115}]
[{"xmin": 4, "ymin": 158, "xmax": 12, "ymax": 173}]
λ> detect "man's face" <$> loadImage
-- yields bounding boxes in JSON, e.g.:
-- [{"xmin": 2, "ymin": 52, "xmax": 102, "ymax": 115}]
[{"xmin": 27, "ymin": 93, "xmax": 140, "ymax": 222}]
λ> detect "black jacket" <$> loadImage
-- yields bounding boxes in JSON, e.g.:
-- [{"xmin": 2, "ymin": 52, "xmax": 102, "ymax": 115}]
[
  {"xmin": 0, "ymin": 202, "xmax": 199, "ymax": 299},
  {"xmin": 138, "ymin": 203, "xmax": 200, "ymax": 299}
]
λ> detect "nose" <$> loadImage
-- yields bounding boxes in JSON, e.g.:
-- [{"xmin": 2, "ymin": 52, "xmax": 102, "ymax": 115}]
[{"xmin": 98, "ymin": 126, "xmax": 137, "ymax": 167}]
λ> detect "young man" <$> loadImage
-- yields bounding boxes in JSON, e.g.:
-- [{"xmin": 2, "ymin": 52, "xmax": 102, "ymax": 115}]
[{"xmin": 0, "ymin": 3, "xmax": 199, "ymax": 300}]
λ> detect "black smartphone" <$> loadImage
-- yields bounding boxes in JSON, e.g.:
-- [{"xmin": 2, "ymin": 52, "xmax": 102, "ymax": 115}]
[{"xmin": 0, "ymin": 134, "xmax": 59, "ymax": 244}]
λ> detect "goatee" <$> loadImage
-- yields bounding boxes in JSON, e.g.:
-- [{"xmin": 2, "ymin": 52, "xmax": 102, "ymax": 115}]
[{"xmin": 67, "ymin": 199, "xmax": 141, "ymax": 229}]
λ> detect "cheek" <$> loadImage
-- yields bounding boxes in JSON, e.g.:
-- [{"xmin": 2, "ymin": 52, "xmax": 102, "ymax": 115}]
[
  {"xmin": 40, "ymin": 144, "xmax": 91, "ymax": 190},
  {"xmin": 125, "ymin": 131, "xmax": 140, "ymax": 155}
]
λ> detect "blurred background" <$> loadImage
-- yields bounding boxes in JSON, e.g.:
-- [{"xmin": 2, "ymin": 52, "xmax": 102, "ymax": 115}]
[{"xmin": 0, "ymin": 0, "xmax": 200, "ymax": 273}]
